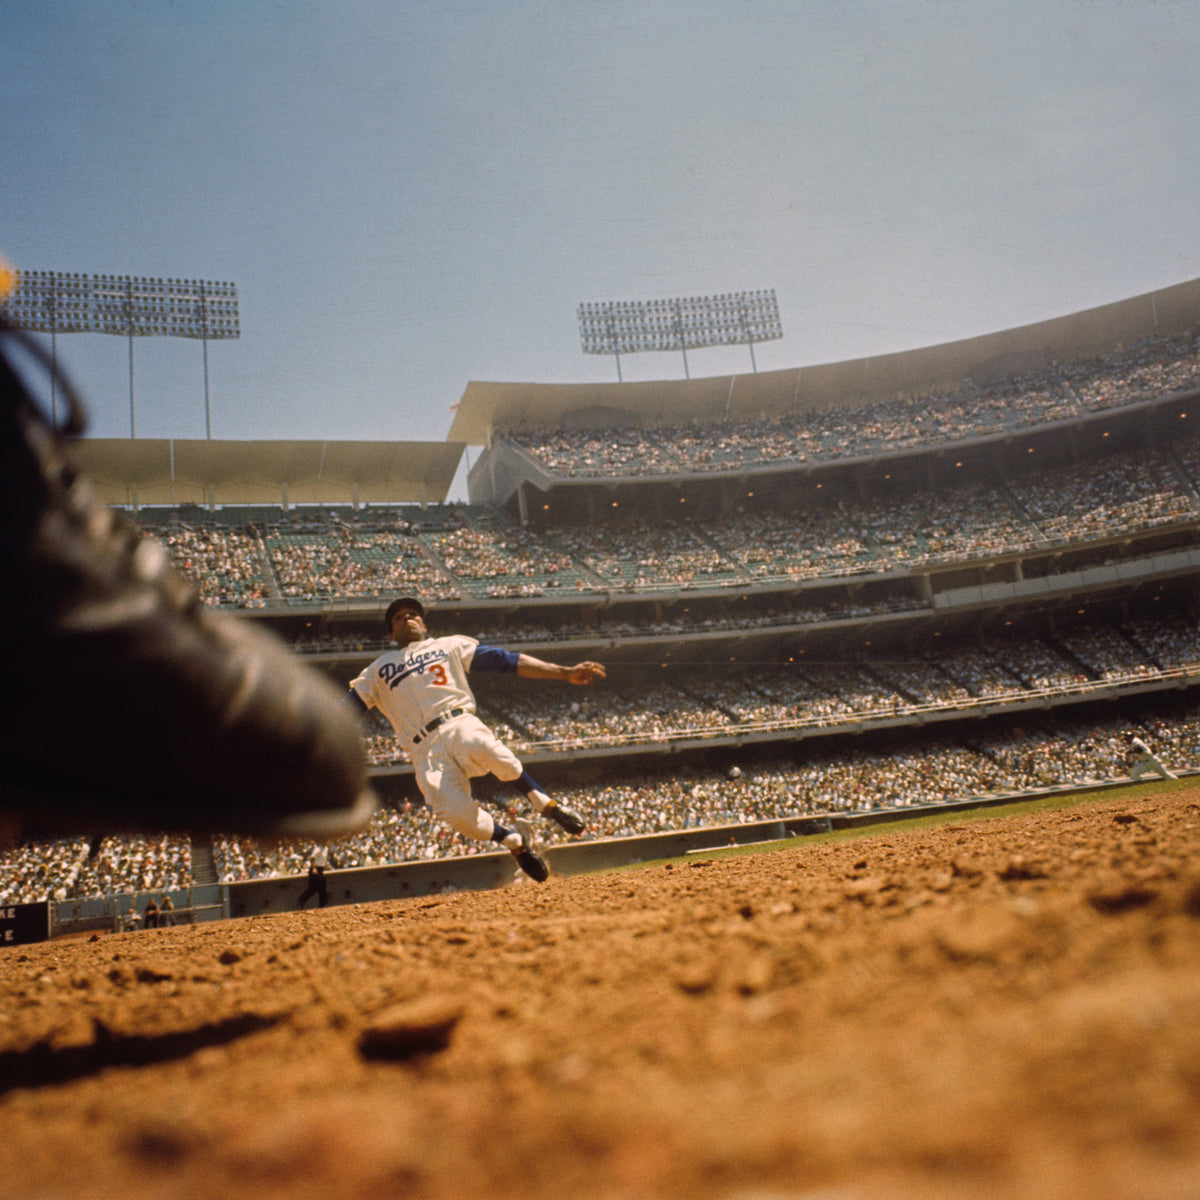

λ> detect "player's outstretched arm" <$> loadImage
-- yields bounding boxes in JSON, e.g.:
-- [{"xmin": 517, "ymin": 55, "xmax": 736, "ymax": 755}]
[{"xmin": 515, "ymin": 654, "xmax": 606, "ymax": 685}]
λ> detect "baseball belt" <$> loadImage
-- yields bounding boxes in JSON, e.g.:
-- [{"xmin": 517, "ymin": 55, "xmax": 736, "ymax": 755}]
[{"xmin": 412, "ymin": 707, "xmax": 466, "ymax": 746}]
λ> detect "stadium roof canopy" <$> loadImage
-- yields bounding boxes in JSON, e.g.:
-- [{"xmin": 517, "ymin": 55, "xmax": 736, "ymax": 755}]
[
  {"xmin": 70, "ymin": 438, "xmax": 465, "ymax": 508},
  {"xmin": 448, "ymin": 276, "xmax": 1200, "ymax": 445}
]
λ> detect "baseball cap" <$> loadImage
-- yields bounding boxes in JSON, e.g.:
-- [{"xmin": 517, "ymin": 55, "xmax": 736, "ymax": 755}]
[{"xmin": 385, "ymin": 597, "xmax": 425, "ymax": 629}]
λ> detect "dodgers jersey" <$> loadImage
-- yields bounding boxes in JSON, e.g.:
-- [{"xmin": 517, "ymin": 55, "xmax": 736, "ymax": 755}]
[{"xmin": 350, "ymin": 635, "xmax": 517, "ymax": 743}]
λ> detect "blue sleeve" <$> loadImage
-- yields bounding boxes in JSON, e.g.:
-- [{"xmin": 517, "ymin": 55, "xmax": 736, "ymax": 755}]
[{"xmin": 470, "ymin": 644, "xmax": 520, "ymax": 674}]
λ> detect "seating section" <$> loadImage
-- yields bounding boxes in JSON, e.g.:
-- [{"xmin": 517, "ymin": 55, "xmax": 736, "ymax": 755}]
[
  {"xmin": 556, "ymin": 517, "xmax": 747, "ymax": 590},
  {"xmin": 265, "ymin": 524, "xmax": 458, "ymax": 603},
  {"xmin": 13, "ymin": 332, "xmax": 1200, "ymax": 907},
  {"xmin": 509, "ymin": 332, "xmax": 1200, "ymax": 476},
  {"xmin": 1010, "ymin": 448, "xmax": 1193, "ymax": 541},
  {"xmin": 115, "ymin": 333, "xmax": 1200, "ymax": 608},
  {"xmin": 337, "ymin": 616, "xmax": 1188, "ymax": 767},
  {"xmin": 206, "ymin": 703, "xmax": 1199, "ymax": 879},
  {"xmin": 149, "ymin": 523, "xmax": 273, "ymax": 606},
  {"xmin": 421, "ymin": 508, "xmax": 598, "ymax": 598},
  {"xmin": 144, "ymin": 444, "xmax": 1200, "ymax": 609},
  {"xmin": 2, "ymin": 833, "xmax": 192, "ymax": 906},
  {"xmin": 7, "ymin": 609, "xmax": 1197, "ymax": 901}
]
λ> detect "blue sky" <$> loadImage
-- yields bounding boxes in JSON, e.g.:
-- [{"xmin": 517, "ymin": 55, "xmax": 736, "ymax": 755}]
[{"xmin": 4, "ymin": 1, "xmax": 1199, "ymax": 497}]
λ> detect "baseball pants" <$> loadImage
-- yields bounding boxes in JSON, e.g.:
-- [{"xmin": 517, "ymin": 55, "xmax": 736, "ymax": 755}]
[
  {"xmin": 413, "ymin": 713, "xmax": 524, "ymax": 840},
  {"xmin": 1130, "ymin": 754, "xmax": 1177, "ymax": 781}
]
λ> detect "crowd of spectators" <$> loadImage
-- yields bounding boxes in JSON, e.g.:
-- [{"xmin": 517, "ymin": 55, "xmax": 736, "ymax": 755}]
[
  {"xmin": 1010, "ymin": 448, "xmax": 1194, "ymax": 542},
  {"xmin": 869, "ymin": 658, "xmax": 976, "ymax": 705},
  {"xmin": 552, "ymin": 516, "xmax": 745, "ymax": 590},
  {"xmin": 206, "ymin": 704, "xmax": 1198, "ymax": 880},
  {"xmin": 1052, "ymin": 624, "xmax": 1162, "ymax": 682},
  {"xmin": 0, "ymin": 833, "xmax": 192, "ymax": 907},
  {"xmin": 0, "ymin": 834, "xmax": 92, "ymax": 906},
  {"xmin": 1173, "ymin": 436, "xmax": 1200, "ymax": 492},
  {"xmin": 707, "ymin": 506, "xmax": 882, "ymax": 580},
  {"xmin": 390, "ymin": 594, "xmax": 927, "ymax": 654},
  {"xmin": 144, "ymin": 434, "xmax": 1200, "ymax": 616},
  {"xmin": 70, "ymin": 833, "xmax": 193, "ymax": 902},
  {"xmin": 265, "ymin": 526, "xmax": 459, "ymax": 603},
  {"xmin": 211, "ymin": 799, "xmax": 486, "ymax": 884},
  {"xmin": 857, "ymin": 482, "xmax": 1038, "ymax": 565},
  {"xmin": 125, "ymin": 332, "xmax": 1200, "ymax": 613},
  {"xmin": 515, "ymin": 425, "xmax": 683, "ymax": 477},
  {"xmin": 345, "ymin": 615, "xmax": 1195, "ymax": 767},
  {"xmin": 8, "ymin": 681, "xmax": 1198, "ymax": 902},
  {"xmin": 508, "ymin": 333, "xmax": 1200, "ymax": 477},
  {"xmin": 12, "ymin": 333, "xmax": 1200, "ymax": 907},
  {"xmin": 141, "ymin": 508, "xmax": 465, "ymax": 607},
  {"xmin": 152, "ymin": 524, "xmax": 272, "ymax": 607},
  {"xmin": 974, "ymin": 636, "xmax": 1089, "ymax": 693},
  {"xmin": 422, "ymin": 515, "xmax": 592, "ymax": 598},
  {"xmin": 1126, "ymin": 613, "xmax": 1200, "ymax": 668},
  {"xmin": 1062, "ymin": 333, "xmax": 1200, "ymax": 412}
]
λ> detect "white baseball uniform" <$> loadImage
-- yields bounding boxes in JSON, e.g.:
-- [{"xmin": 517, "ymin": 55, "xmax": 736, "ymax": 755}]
[
  {"xmin": 1128, "ymin": 735, "xmax": 1177, "ymax": 781},
  {"xmin": 350, "ymin": 635, "xmax": 524, "ymax": 840}
]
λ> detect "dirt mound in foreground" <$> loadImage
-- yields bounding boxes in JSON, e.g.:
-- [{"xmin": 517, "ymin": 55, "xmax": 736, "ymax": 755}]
[{"xmin": 1, "ymin": 786, "xmax": 1199, "ymax": 1200}]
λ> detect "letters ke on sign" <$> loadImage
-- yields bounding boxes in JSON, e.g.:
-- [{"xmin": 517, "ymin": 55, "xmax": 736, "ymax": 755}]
[{"xmin": 0, "ymin": 902, "xmax": 51, "ymax": 946}]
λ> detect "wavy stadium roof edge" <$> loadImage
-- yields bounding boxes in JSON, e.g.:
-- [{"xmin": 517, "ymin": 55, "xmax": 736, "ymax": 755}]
[
  {"xmin": 68, "ymin": 438, "xmax": 466, "ymax": 508},
  {"xmin": 449, "ymin": 276, "xmax": 1200, "ymax": 445}
]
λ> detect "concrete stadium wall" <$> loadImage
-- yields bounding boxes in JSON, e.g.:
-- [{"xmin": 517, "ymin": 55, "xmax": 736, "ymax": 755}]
[
  {"xmin": 223, "ymin": 792, "xmax": 1108, "ymax": 919},
  {"xmin": 226, "ymin": 816, "xmax": 838, "ymax": 918},
  {"xmin": 41, "ymin": 779, "xmax": 1169, "ymax": 942},
  {"xmin": 50, "ymin": 885, "xmax": 226, "ymax": 938}
]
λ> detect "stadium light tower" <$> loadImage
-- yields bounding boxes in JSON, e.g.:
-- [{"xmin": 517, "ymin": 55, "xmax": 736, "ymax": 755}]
[
  {"xmin": 0, "ymin": 270, "xmax": 239, "ymax": 436},
  {"xmin": 578, "ymin": 289, "xmax": 782, "ymax": 381}
]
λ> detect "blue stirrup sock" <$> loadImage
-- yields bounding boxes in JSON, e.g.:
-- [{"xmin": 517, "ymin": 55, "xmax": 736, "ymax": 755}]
[
  {"xmin": 490, "ymin": 822, "xmax": 522, "ymax": 850},
  {"xmin": 515, "ymin": 769, "xmax": 556, "ymax": 813}
]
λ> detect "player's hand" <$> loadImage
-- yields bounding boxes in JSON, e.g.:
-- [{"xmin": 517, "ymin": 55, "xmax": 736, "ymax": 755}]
[{"xmin": 566, "ymin": 661, "xmax": 605, "ymax": 685}]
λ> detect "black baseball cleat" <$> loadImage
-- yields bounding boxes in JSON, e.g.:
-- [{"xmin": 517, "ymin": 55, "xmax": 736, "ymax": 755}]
[
  {"xmin": 510, "ymin": 818, "xmax": 550, "ymax": 882},
  {"xmin": 0, "ymin": 318, "xmax": 377, "ymax": 839},
  {"xmin": 543, "ymin": 801, "xmax": 586, "ymax": 836}
]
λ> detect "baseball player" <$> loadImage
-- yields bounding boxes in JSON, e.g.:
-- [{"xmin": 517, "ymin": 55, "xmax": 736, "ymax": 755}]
[
  {"xmin": 343, "ymin": 597, "xmax": 605, "ymax": 882},
  {"xmin": 1126, "ymin": 732, "xmax": 1178, "ymax": 781}
]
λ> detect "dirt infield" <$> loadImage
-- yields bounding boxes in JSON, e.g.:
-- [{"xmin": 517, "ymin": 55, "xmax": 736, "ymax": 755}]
[{"xmin": 1, "ymin": 784, "xmax": 1199, "ymax": 1200}]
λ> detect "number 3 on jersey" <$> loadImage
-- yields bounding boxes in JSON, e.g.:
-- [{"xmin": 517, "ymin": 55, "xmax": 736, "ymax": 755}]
[{"xmin": 429, "ymin": 663, "xmax": 449, "ymax": 687}]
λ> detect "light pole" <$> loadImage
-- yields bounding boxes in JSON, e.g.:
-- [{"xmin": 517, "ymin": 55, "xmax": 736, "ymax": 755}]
[
  {"xmin": 578, "ymin": 288, "xmax": 782, "ymax": 380},
  {"xmin": 0, "ymin": 269, "xmax": 240, "ymax": 437}
]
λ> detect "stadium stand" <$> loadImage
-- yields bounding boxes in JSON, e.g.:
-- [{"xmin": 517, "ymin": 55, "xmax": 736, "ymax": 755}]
[
  {"xmin": 11, "ymin": 321, "xmax": 1200, "ymax": 910},
  {"xmin": 504, "ymin": 332, "xmax": 1200, "ymax": 477},
  {"xmin": 7, "ymin": 607, "xmax": 1199, "ymax": 902}
]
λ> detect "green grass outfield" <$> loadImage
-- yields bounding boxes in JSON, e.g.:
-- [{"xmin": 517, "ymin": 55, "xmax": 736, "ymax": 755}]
[{"xmin": 612, "ymin": 775, "xmax": 1197, "ymax": 872}]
